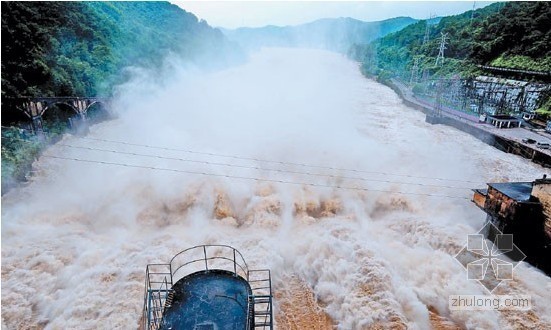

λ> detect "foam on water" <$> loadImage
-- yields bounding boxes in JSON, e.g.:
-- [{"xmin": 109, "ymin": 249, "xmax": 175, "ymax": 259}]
[{"xmin": 2, "ymin": 48, "xmax": 550, "ymax": 329}]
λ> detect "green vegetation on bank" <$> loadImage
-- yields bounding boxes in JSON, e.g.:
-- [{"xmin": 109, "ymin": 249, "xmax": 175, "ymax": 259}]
[
  {"xmin": 537, "ymin": 96, "xmax": 551, "ymax": 120},
  {"xmin": 1, "ymin": 1, "xmax": 242, "ymax": 193},
  {"xmin": 471, "ymin": 2, "xmax": 550, "ymax": 68},
  {"xmin": 1, "ymin": 128, "xmax": 45, "ymax": 190},
  {"xmin": 1, "ymin": 1, "xmax": 240, "ymax": 98},
  {"xmin": 349, "ymin": 2, "xmax": 551, "ymax": 81}
]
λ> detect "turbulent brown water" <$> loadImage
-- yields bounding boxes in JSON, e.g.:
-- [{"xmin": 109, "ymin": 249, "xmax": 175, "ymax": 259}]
[{"xmin": 2, "ymin": 48, "xmax": 550, "ymax": 329}]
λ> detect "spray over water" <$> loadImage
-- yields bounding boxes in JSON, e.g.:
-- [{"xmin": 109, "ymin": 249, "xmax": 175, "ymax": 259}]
[{"xmin": 2, "ymin": 48, "xmax": 550, "ymax": 329}]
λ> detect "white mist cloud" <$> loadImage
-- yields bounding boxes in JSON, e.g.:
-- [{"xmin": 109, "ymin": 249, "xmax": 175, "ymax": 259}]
[{"xmin": 2, "ymin": 48, "xmax": 550, "ymax": 329}]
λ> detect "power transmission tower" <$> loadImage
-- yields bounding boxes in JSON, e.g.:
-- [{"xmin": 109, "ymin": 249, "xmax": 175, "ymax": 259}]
[
  {"xmin": 423, "ymin": 15, "xmax": 434, "ymax": 45},
  {"xmin": 421, "ymin": 14, "xmax": 434, "ymax": 81},
  {"xmin": 470, "ymin": 1, "xmax": 477, "ymax": 24},
  {"xmin": 435, "ymin": 32, "xmax": 448, "ymax": 66},
  {"xmin": 410, "ymin": 57, "xmax": 419, "ymax": 85}
]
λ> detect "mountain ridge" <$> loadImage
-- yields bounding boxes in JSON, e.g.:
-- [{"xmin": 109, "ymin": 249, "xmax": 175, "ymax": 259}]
[
  {"xmin": 222, "ymin": 16, "xmax": 424, "ymax": 52},
  {"xmin": 349, "ymin": 2, "xmax": 551, "ymax": 81}
]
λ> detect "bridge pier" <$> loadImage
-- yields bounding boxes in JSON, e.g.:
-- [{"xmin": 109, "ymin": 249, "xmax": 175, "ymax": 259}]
[
  {"xmin": 9, "ymin": 97, "xmax": 107, "ymax": 136},
  {"xmin": 70, "ymin": 112, "xmax": 90, "ymax": 136},
  {"xmin": 68, "ymin": 99, "xmax": 93, "ymax": 135},
  {"xmin": 22, "ymin": 101, "xmax": 46, "ymax": 134},
  {"xmin": 30, "ymin": 116, "xmax": 45, "ymax": 136}
]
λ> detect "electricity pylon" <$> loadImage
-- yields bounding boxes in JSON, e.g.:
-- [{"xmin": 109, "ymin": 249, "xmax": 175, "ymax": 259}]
[
  {"xmin": 423, "ymin": 15, "xmax": 434, "ymax": 45},
  {"xmin": 421, "ymin": 15, "xmax": 434, "ymax": 81},
  {"xmin": 410, "ymin": 57, "xmax": 419, "ymax": 85},
  {"xmin": 435, "ymin": 32, "xmax": 449, "ymax": 66}
]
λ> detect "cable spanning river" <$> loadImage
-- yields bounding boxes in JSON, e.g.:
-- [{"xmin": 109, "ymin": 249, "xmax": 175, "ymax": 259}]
[{"xmin": 2, "ymin": 48, "xmax": 550, "ymax": 329}]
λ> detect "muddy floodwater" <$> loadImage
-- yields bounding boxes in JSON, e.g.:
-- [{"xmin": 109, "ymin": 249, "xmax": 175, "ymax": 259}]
[{"xmin": 2, "ymin": 48, "xmax": 550, "ymax": 329}]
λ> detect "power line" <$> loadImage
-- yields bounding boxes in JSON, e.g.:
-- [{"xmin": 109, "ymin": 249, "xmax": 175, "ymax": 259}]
[
  {"xmin": 59, "ymin": 144, "xmax": 480, "ymax": 190},
  {"xmin": 41, "ymin": 154, "xmax": 471, "ymax": 200},
  {"xmin": 1, "ymin": 125, "xmax": 485, "ymax": 184},
  {"xmin": 83, "ymin": 136, "xmax": 473, "ymax": 182},
  {"xmin": 1, "ymin": 135, "xmax": 477, "ymax": 190}
]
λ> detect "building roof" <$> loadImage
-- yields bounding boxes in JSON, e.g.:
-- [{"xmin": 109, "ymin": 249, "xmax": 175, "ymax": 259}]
[
  {"xmin": 487, "ymin": 182, "xmax": 533, "ymax": 202},
  {"xmin": 473, "ymin": 188, "xmax": 488, "ymax": 196},
  {"xmin": 488, "ymin": 115, "xmax": 521, "ymax": 121}
]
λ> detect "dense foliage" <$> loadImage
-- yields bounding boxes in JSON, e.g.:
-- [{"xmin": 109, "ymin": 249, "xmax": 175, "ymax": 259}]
[
  {"xmin": 2, "ymin": 2, "xmax": 102, "ymax": 97},
  {"xmin": 1, "ymin": 1, "xmax": 241, "ymax": 193},
  {"xmin": 350, "ymin": 2, "xmax": 551, "ymax": 80},
  {"xmin": 472, "ymin": 2, "xmax": 551, "ymax": 66},
  {"xmin": 1, "ymin": 128, "xmax": 45, "ymax": 189},
  {"xmin": 1, "ymin": 1, "xmax": 239, "ymax": 98}
]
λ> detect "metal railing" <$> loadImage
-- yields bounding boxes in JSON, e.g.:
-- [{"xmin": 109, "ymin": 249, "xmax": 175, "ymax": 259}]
[
  {"xmin": 169, "ymin": 244, "xmax": 250, "ymax": 284},
  {"xmin": 143, "ymin": 245, "xmax": 256, "ymax": 330},
  {"xmin": 143, "ymin": 264, "xmax": 172, "ymax": 330},
  {"xmin": 248, "ymin": 269, "xmax": 274, "ymax": 329}
]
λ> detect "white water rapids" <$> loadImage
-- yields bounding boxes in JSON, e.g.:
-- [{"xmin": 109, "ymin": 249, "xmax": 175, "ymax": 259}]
[{"xmin": 2, "ymin": 48, "xmax": 550, "ymax": 329}]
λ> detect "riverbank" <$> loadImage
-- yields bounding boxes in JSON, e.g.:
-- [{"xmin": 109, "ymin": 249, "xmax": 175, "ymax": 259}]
[
  {"xmin": 4, "ymin": 49, "xmax": 550, "ymax": 329},
  {"xmin": 385, "ymin": 78, "xmax": 551, "ymax": 168}
]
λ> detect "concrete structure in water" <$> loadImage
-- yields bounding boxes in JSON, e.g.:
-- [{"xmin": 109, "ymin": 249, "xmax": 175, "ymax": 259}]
[
  {"xmin": 142, "ymin": 245, "xmax": 273, "ymax": 330},
  {"xmin": 473, "ymin": 177, "xmax": 551, "ymax": 275}
]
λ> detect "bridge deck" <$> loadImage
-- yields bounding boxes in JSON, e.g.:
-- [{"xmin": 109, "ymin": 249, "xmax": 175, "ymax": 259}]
[{"xmin": 161, "ymin": 270, "xmax": 252, "ymax": 330}]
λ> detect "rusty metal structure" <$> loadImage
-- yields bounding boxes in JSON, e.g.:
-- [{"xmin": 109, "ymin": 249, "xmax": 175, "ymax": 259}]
[{"xmin": 473, "ymin": 177, "xmax": 551, "ymax": 275}]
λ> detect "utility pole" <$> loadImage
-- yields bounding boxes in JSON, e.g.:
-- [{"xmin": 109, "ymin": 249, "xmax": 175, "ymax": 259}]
[{"xmin": 435, "ymin": 32, "xmax": 448, "ymax": 66}]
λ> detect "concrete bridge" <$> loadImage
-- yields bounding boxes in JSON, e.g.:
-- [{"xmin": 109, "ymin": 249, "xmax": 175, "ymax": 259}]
[{"xmin": 7, "ymin": 97, "xmax": 108, "ymax": 133}]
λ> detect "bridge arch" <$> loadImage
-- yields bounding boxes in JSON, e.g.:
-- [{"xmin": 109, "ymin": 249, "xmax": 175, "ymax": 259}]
[
  {"xmin": 41, "ymin": 102, "xmax": 80, "ymax": 132},
  {"xmin": 42, "ymin": 101, "xmax": 79, "ymax": 116},
  {"xmin": 83, "ymin": 100, "xmax": 106, "ymax": 113},
  {"xmin": 85, "ymin": 100, "xmax": 111, "ymax": 124},
  {"xmin": 6, "ymin": 97, "xmax": 110, "ymax": 133}
]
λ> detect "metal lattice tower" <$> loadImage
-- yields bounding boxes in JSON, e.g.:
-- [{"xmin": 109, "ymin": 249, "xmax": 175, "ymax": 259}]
[
  {"xmin": 410, "ymin": 57, "xmax": 420, "ymax": 85},
  {"xmin": 421, "ymin": 14, "xmax": 434, "ymax": 81},
  {"xmin": 423, "ymin": 15, "xmax": 434, "ymax": 45},
  {"xmin": 435, "ymin": 32, "xmax": 449, "ymax": 66},
  {"xmin": 470, "ymin": 1, "xmax": 477, "ymax": 23}
]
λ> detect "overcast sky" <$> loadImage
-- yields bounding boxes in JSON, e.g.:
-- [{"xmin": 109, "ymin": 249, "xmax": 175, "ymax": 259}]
[{"xmin": 173, "ymin": 1, "xmax": 498, "ymax": 29}]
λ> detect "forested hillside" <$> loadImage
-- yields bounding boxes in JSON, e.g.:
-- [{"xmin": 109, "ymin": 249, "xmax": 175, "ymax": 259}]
[
  {"xmin": 1, "ymin": 1, "xmax": 240, "ymax": 99},
  {"xmin": 1, "ymin": 1, "xmax": 241, "ymax": 193},
  {"xmin": 349, "ymin": 2, "xmax": 551, "ymax": 80},
  {"xmin": 473, "ymin": 2, "xmax": 551, "ymax": 70},
  {"xmin": 224, "ymin": 16, "xmax": 419, "ymax": 53}
]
